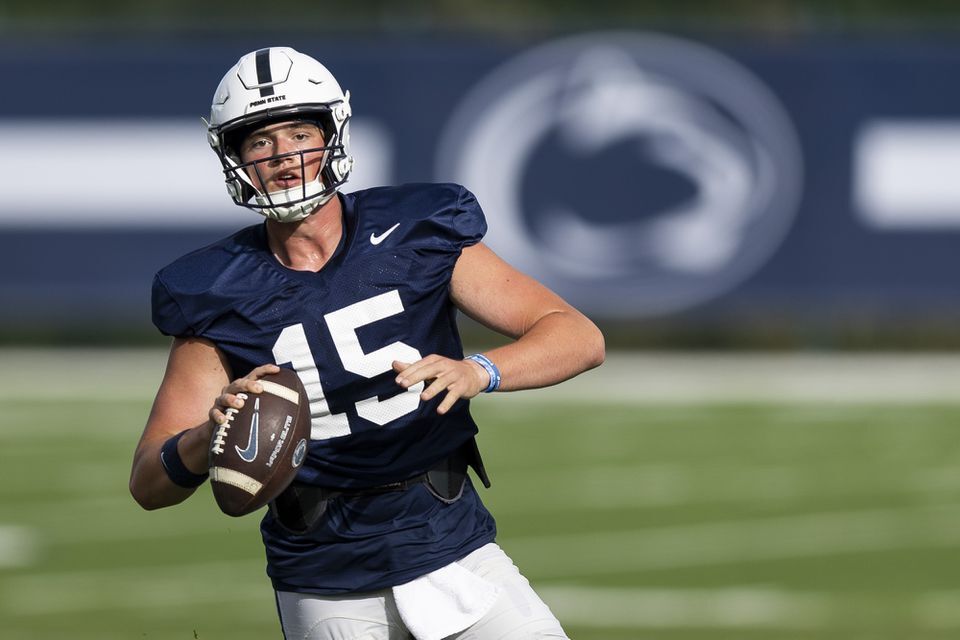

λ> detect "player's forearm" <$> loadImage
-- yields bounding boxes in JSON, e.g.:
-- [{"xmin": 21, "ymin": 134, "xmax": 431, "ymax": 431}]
[
  {"xmin": 481, "ymin": 309, "xmax": 604, "ymax": 392},
  {"xmin": 129, "ymin": 423, "xmax": 213, "ymax": 510}
]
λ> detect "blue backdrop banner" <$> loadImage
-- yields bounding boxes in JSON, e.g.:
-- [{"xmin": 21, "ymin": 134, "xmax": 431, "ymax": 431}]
[{"xmin": 2, "ymin": 33, "xmax": 960, "ymax": 334}]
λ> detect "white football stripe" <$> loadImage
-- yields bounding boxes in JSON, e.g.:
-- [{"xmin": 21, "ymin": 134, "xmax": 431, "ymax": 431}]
[
  {"xmin": 259, "ymin": 380, "xmax": 300, "ymax": 404},
  {"xmin": 209, "ymin": 467, "xmax": 263, "ymax": 496}
]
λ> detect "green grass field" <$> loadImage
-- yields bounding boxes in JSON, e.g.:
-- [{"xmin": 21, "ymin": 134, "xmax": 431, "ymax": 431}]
[{"xmin": 2, "ymin": 350, "xmax": 960, "ymax": 639}]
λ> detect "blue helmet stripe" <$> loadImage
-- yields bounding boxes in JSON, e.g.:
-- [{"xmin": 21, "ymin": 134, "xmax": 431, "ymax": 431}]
[{"xmin": 255, "ymin": 48, "xmax": 275, "ymax": 98}]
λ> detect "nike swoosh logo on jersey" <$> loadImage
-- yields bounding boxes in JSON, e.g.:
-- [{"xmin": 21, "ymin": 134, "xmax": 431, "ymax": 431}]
[
  {"xmin": 370, "ymin": 223, "xmax": 400, "ymax": 245},
  {"xmin": 235, "ymin": 397, "xmax": 260, "ymax": 463}
]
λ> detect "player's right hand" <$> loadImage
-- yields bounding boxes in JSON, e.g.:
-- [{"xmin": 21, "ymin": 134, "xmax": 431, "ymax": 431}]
[{"xmin": 209, "ymin": 363, "xmax": 281, "ymax": 426}]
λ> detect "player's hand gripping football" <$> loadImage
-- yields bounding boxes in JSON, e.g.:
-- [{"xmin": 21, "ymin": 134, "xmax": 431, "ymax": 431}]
[
  {"xmin": 393, "ymin": 355, "xmax": 490, "ymax": 415},
  {"xmin": 209, "ymin": 363, "xmax": 282, "ymax": 426}
]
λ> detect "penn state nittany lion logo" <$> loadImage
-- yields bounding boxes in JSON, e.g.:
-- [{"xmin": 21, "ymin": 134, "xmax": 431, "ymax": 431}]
[{"xmin": 436, "ymin": 32, "xmax": 803, "ymax": 317}]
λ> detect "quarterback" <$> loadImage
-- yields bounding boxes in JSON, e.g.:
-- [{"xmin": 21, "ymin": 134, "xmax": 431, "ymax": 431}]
[{"xmin": 130, "ymin": 47, "xmax": 604, "ymax": 639}]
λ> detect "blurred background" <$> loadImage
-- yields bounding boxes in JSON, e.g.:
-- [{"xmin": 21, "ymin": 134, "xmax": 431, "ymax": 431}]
[
  {"xmin": 3, "ymin": 1, "xmax": 960, "ymax": 639},
  {"xmin": 4, "ymin": 0, "xmax": 960, "ymax": 347}
]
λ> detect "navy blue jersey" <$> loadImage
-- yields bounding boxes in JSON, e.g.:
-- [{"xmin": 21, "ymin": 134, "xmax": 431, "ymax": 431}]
[{"xmin": 152, "ymin": 183, "xmax": 497, "ymax": 593}]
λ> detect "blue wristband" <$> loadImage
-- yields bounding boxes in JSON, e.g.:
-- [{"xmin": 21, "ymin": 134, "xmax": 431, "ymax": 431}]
[
  {"xmin": 159, "ymin": 430, "xmax": 209, "ymax": 489},
  {"xmin": 465, "ymin": 353, "xmax": 501, "ymax": 393}
]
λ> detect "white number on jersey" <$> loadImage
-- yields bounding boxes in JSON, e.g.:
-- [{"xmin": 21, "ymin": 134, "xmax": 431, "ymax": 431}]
[{"xmin": 273, "ymin": 290, "xmax": 424, "ymax": 441}]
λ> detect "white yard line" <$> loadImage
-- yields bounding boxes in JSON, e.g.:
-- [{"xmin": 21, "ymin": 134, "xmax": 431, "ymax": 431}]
[
  {"xmin": 0, "ymin": 348, "xmax": 166, "ymax": 402},
  {"xmin": 540, "ymin": 585, "xmax": 960, "ymax": 630},
  {"xmin": 0, "ymin": 559, "xmax": 267, "ymax": 616},
  {"xmin": 914, "ymin": 590, "xmax": 960, "ymax": 629},
  {"xmin": 539, "ymin": 585, "xmax": 833, "ymax": 629},
  {"xmin": 502, "ymin": 503, "xmax": 960, "ymax": 578},
  {"xmin": 0, "ymin": 525, "xmax": 37, "ymax": 569},
  {"xmin": 7, "ymin": 563, "xmax": 960, "ymax": 632},
  {"xmin": 3, "ymin": 349, "xmax": 960, "ymax": 404},
  {"xmin": 490, "ymin": 462, "xmax": 960, "ymax": 514},
  {"xmin": 505, "ymin": 351, "xmax": 960, "ymax": 404}
]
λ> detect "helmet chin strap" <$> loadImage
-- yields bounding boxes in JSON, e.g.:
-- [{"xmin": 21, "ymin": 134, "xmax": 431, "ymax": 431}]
[
  {"xmin": 227, "ymin": 147, "xmax": 337, "ymax": 223},
  {"xmin": 254, "ymin": 178, "xmax": 334, "ymax": 222},
  {"xmin": 253, "ymin": 174, "xmax": 334, "ymax": 223}
]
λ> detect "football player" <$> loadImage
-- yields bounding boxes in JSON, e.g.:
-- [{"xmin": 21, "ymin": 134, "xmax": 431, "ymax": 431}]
[{"xmin": 130, "ymin": 46, "xmax": 604, "ymax": 639}]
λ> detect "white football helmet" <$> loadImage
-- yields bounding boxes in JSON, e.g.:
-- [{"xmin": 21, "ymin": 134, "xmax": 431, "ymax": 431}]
[{"xmin": 207, "ymin": 47, "xmax": 354, "ymax": 222}]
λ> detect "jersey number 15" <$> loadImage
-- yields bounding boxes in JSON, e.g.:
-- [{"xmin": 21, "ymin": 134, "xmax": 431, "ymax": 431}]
[{"xmin": 271, "ymin": 290, "xmax": 424, "ymax": 441}]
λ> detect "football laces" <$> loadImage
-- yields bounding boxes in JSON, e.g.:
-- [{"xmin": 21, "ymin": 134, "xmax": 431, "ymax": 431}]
[{"xmin": 210, "ymin": 392, "xmax": 247, "ymax": 455}]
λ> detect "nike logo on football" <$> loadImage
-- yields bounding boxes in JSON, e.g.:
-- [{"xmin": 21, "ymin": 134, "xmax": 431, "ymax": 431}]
[
  {"xmin": 235, "ymin": 397, "xmax": 260, "ymax": 463},
  {"xmin": 370, "ymin": 223, "xmax": 400, "ymax": 245}
]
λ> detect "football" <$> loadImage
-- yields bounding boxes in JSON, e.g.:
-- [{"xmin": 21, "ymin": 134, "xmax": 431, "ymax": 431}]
[{"xmin": 208, "ymin": 368, "xmax": 311, "ymax": 517}]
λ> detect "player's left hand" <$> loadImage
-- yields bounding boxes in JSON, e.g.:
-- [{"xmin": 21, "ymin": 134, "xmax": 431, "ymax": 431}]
[{"xmin": 393, "ymin": 355, "xmax": 490, "ymax": 415}]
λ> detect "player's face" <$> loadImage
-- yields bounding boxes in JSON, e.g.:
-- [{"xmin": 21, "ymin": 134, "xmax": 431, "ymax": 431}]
[{"xmin": 239, "ymin": 121, "xmax": 325, "ymax": 194}]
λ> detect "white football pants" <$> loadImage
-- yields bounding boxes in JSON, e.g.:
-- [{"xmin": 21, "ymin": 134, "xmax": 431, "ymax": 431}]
[{"xmin": 276, "ymin": 543, "xmax": 569, "ymax": 640}]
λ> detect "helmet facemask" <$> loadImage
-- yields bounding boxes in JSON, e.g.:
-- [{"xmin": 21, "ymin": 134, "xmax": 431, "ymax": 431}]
[{"xmin": 214, "ymin": 106, "xmax": 353, "ymax": 223}]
